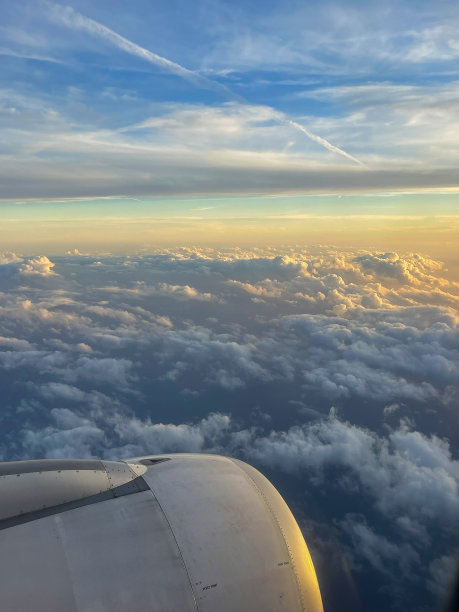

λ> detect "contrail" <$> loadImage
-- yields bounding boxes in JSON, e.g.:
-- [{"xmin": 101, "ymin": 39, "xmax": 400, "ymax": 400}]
[
  {"xmin": 49, "ymin": 3, "xmax": 243, "ymax": 102},
  {"xmin": 50, "ymin": 3, "xmax": 365, "ymax": 166},
  {"xmin": 287, "ymin": 120, "xmax": 367, "ymax": 167},
  {"xmin": 0, "ymin": 48, "xmax": 64, "ymax": 64}
]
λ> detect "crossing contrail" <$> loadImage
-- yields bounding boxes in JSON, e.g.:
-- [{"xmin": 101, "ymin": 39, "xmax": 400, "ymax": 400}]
[
  {"xmin": 50, "ymin": 3, "xmax": 365, "ymax": 167},
  {"xmin": 287, "ymin": 120, "xmax": 366, "ymax": 167}
]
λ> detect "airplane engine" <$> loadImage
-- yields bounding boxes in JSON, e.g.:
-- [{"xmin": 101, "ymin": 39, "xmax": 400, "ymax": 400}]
[{"xmin": 0, "ymin": 453, "xmax": 323, "ymax": 612}]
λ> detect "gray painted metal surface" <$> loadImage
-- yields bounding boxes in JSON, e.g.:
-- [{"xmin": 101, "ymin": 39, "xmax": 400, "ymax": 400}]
[
  {"xmin": 0, "ymin": 459, "xmax": 146, "ymax": 522},
  {"xmin": 0, "ymin": 453, "xmax": 323, "ymax": 612}
]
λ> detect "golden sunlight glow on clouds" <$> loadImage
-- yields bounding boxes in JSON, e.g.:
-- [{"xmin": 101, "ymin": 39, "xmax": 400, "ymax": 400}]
[{"xmin": 1, "ymin": 214, "xmax": 458, "ymax": 277}]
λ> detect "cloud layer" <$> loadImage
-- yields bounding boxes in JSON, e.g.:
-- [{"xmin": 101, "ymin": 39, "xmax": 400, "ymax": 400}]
[{"xmin": 0, "ymin": 245, "xmax": 457, "ymax": 610}]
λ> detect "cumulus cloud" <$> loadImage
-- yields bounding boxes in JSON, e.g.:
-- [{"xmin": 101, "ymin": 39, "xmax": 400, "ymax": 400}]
[
  {"xmin": 247, "ymin": 414, "xmax": 459, "ymax": 527},
  {"xmin": 68, "ymin": 356, "xmax": 134, "ymax": 385},
  {"xmin": 0, "ymin": 247, "xmax": 456, "ymax": 402},
  {"xmin": 0, "ymin": 254, "xmax": 56, "ymax": 277},
  {"xmin": 99, "ymin": 282, "xmax": 220, "ymax": 302},
  {"xmin": 20, "ymin": 405, "xmax": 230, "ymax": 460},
  {"xmin": 22, "ymin": 407, "xmax": 107, "ymax": 459},
  {"xmin": 0, "ymin": 336, "xmax": 33, "ymax": 350},
  {"xmin": 13, "ymin": 397, "xmax": 459, "ymax": 534},
  {"xmin": 110, "ymin": 412, "xmax": 231, "ymax": 458},
  {"xmin": 354, "ymin": 252, "xmax": 444, "ymax": 285},
  {"xmin": 18, "ymin": 255, "xmax": 55, "ymax": 276},
  {"xmin": 227, "ymin": 279, "xmax": 283, "ymax": 298},
  {"xmin": 0, "ymin": 252, "xmax": 22, "ymax": 265},
  {"xmin": 11, "ymin": 392, "xmax": 458, "ymax": 606},
  {"xmin": 0, "ymin": 245, "xmax": 457, "ymax": 611},
  {"xmin": 152, "ymin": 283, "xmax": 221, "ymax": 302}
]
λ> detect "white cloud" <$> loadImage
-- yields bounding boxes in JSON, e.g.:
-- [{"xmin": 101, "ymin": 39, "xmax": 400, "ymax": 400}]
[
  {"xmin": 0, "ymin": 336, "xmax": 33, "ymax": 350},
  {"xmin": 0, "ymin": 247, "xmax": 456, "ymax": 401},
  {"xmin": 18, "ymin": 256, "xmax": 55, "ymax": 275},
  {"xmin": 248, "ymin": 415, "xmax": 459, "ymax": 527},
  {"xmin": 22, "ymin": 406, "xmax": 231, "ymax": 460},
  {"xmin": 0, "ymin": 254, "xmax": 56, "ymax": 276},
  {"xmin": 406, "ymin": 24, "xmax": 459, "ymax": 63},
  {"xmin": 68, "ymin": 356, "xmax": 133, "ymax": 385},
  {"xmin": 47, "ymin": 5, "xmax": 365, "ymax": 167},
  {"xmin": 22, "ymin": 407, "xmax": 106, "ymax": 459},
  {"xmin": 355, "ymin": 252, "xmax": 444, "ymax": 284},
  {"xmin": 110, "ymin": 412, "xmax": 231, "ymax": 458},
  {"xmin": 0, "ymin": 245, "xmax": 456, "ymax": 611},
  {"xmin": 296, "ymin": 81, "xmax": 459, "ymax": 168},
  {"xmin": 153, "ymin": 283, "xmax": 221, "ymax": 302},
  {"xmin": 0, "ymin": 252, "xmax": 22, "ymax": 265},
  {"xmin": 3, "ymin": 92, "xmax": 459, "ymax": 197},
  {"xmin": 14, "ymin": 396, "xmax": 459, "ymax": 578}
]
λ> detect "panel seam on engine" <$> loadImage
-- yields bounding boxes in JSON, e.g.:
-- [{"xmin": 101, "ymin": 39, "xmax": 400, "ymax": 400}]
[{"xmin": 0, "ymin": 475, "xmax": 150, "ymax": 530}]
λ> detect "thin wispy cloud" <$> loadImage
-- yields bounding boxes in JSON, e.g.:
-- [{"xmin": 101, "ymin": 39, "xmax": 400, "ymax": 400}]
[{"xmin": 48, "ymin": 2, "xmax": 364, "ymax": 167}]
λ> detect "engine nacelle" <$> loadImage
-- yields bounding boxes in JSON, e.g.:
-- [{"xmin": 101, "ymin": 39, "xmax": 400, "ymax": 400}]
[{"xmin": 0, "ymin": 453, "xmax": 323, "ymax": 612}]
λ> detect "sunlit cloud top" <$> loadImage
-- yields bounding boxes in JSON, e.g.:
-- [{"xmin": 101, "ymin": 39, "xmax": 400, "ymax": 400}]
[{"xmin": 2, "ymin": 0, "xmax": 459, "ymax": 200}]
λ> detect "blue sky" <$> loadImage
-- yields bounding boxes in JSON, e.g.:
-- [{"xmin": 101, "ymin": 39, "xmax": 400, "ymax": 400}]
[{"xmin": 2, "ymin": 0, "xmax": 459, "ymax": 204}]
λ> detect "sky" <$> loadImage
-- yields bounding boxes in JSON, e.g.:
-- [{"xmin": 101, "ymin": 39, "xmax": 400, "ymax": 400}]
[
  {"xmin": 1, "ymin": 2, "xmax": 459, "ymax": 611},
  {"xmin": 1, "ymin": 0, "xmax": 459, "ymax": 253}
]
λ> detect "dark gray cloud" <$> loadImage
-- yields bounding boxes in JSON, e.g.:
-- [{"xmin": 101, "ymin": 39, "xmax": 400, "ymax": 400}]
[
  {"xmin": 3, "ymin": 97, "xmax": 459, "ymax": 199},
  {"xmin": 0, "ymin": 246, "xmax": 458, "ymax": 611}
]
